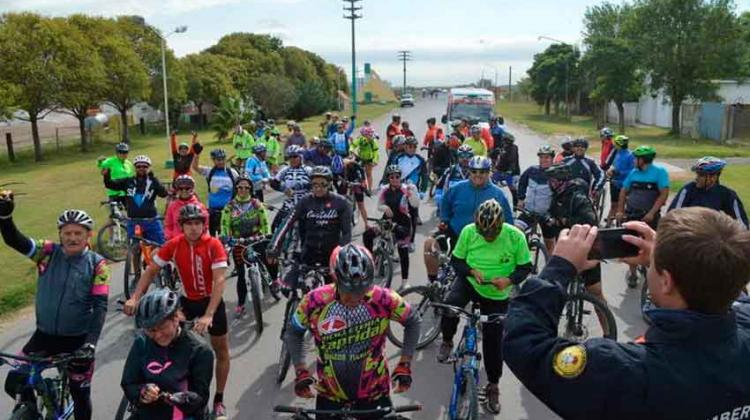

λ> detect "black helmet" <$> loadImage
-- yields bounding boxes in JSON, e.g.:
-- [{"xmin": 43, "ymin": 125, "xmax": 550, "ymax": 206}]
[
  {"xmin": 404, "ymin": 136, "xmax": 418, "ymax": 146},
  {"xmin": 572, "ymin": 137, "xmax": 589, "ymax": 149},
  {"xmin": 310, "ymin": 165, "xmax": 333, "ymax": 181},
  {"xmin": 115, "ymin": 143, "xmax": 129, "ymax": 153},
  {"xmin": 545, "ymin": 163, "xmax": 573, "ymax": 181},
  {"xmin": 178, "ymin": 203, "xmax": 205, "ymax": 225},
  {"xmin": 234, "ymin": 174, "xmax": 253, "ymax": 191},
  {"xmin": 475, "ymin": 199, "xmax": 504, "ymax": 236},
  {"xmin": 136, "ymin": 288, "xmax": 180, "ymax": 329},
  {"xmin": 426, "ymin": 117, "xmax": 436, "ymax": 125},
  {"xmin": 210, "ymin": 149, "xmax": 226, "ymax": 159},
  {"xmin": 502, "ymin": 132, "xmax": 516, "ymax": 143},
  {"xmin": 330, "ymin": 244, "xmax": 375, "ymax": 294}
]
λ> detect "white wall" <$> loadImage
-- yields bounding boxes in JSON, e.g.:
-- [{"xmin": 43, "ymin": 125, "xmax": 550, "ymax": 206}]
[{"xmin": 716, "ymin": 81, "xmax": 750, "ymax": 104}]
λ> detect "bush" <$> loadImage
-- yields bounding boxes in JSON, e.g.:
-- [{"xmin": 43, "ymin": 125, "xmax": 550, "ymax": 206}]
[{"xmin": 291, "ymin": 80, "xmax": 332, "ymax": 120}]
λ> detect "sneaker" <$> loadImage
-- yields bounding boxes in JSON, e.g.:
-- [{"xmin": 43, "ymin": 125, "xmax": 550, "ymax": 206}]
[
  {"xmin": 416, "ymin": 215, "xmax": 423, "ymax": 226},
  {"xmin": 213, "ymin": 402, "xmax": 228, "ymax": 420},
  {"xmin": 436, "ymin": 340, "xmax": 453, "ymax": 363},
  {"xmin": 482, "ymin": 383, "xmax": 501, "ymax": 414},
  {"xmin": 234, "ymin": 305, "xmax": 246, "ymax": 319},
  {"xmin": 399, "ymin": 279, "xmax": 409, "ymax": 291},
  {"xmin": 626, "ymin": 271, "xmax": 638, "ymax": 289}
]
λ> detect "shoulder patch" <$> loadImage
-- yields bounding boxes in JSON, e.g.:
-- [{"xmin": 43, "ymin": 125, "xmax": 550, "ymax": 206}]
[{"xmin": 553, "ymin": 345, "xmax": 587, "ymax": 379}]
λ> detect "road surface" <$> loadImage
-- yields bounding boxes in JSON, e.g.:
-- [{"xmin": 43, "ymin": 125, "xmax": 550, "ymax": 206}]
[{"xmin": 0, "ymin": 96, "xmax": 647, "ymax": 419}]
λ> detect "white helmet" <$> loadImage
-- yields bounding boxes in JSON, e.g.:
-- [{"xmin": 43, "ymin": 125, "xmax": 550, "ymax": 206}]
[
  {"xmin": 57, "ymin": 209, "xmax": 94, "ymax": 231},
  {"xmin": 133, "ymin": 155, "xmax": 152, "ymax": 166}
]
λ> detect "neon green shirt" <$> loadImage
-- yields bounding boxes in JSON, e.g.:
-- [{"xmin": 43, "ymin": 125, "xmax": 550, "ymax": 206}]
[
  {"xmin": 97, "ymin": 156, "xmax": 135, "ymax": 197},
  {"xmin": 452, "ymin": 223, "xmax": 531, "ymax": 300},
  {"xmin": 463, "ymin": 137, "xmax": 487, "ymax": 157},
  {"xmin": 232, "ymin": 131, "xmax": 256, "ymax": 160}
]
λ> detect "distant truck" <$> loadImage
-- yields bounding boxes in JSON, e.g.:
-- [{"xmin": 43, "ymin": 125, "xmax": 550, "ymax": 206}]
[{"xmin": 441, "ymin": 88, "xmax": 496, "ymax": 128}]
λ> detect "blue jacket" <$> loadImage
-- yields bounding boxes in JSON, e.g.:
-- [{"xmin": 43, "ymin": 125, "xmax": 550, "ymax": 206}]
[
  {"xmin": 608, "ymin": 149, "xmax": 635, "ymax": 188},
  {"xmin": 245, "ymin": 156, "xmax": 270, "ymax": 191},
  {"xmin": 669, "ymin": 182, "xmax": 748, "ymax": 229},
  {"xmin": 503, "ymin": 256, "xmax": 750, "ymax": 420},
  {"xmin": 517, "ymin": 165, "xmax": 552, "ymax": 215},
  {"xmin": 440, "ymin": 180, "xmax": 513, "ymax": 234}
]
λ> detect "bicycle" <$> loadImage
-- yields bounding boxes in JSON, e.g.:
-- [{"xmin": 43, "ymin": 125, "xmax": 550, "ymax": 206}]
[
  {"xmin": 593, "ymin": 177, "xmax": 610, "ymax": 226},
  {"xmin": 342, "ymin": 180, "xmax": 364, "ymax": 227},
  {"xmin": 96, "ymin": 199, "xmax": 128, "ymax": 262},
  {"xmin": 367, "ymin": 217, "xmax": 395, "ymax": 289},
  {"xmin": 274, "ymin": 403, "xmax": 422, "ymax": 419},
  {"xmin": 276, "ymin": 263, "xmax": 328, "ymax": 385},
  {"xmin": 431, "ymin": 302, "xmax": 504, "ymax": 420},
  {"xmin": 559, "ymin": 274, "xmax": 618, "ymax": 341},
  {"xmin": 387, "ymin": 233, "xmax": 455, "ymax": 349},
  {"xmin": 514, "ymin": 208, "xmax": 550, "ymax": 275},
  {"xmin": 0, "ymin": 351, "xmax": 93, "ymax": 420},
  {"xmin": 122, "ymin": 217, "xmax": 178, "ymax": 300}
]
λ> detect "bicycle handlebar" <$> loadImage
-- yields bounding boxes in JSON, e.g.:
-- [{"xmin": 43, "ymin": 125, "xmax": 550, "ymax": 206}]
[
  {"xmin": 273, "ymin": 404, "xmax": 421, "ymax": 416},
  {"xmin": 0, "ymin": 351, "xmax": 91, "ymax": 366},
  {"xmin": 224, "ymin": 235, "xmax": 270, "ymax": 247},
  {"xmin": 430, "ymin": 302, "xmax": 505, "ymax": 324}
]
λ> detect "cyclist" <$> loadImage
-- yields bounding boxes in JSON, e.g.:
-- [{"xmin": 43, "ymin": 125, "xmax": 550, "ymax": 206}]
[
  {"xmin": 428, "ymin": 134, "xmax": 454, "ymax": 183},
  {"xmin": 366, "ymin": 165, "xmax": 420, "ymax": 289},
  {"xmin": 125, "ymin": 204, "xmax": 230, "ymax": 420},
  {"xmin": 164, "ymin": 175, "xmax": 208, "ymax": 241},
  {"xmin": 385, "ymin": 114, "xmax": 402, "ymax": 154},
  {"xmin": 489, "ymin": 116, "xmax": 505, "ymax": 145},
  {"xmin": 102, "ymin": 154, "xmax": 169, "ymax": 244},
  {"xmin": 434, "ymin": 144, "xmax": 473, "ymax": 211},
  {"xmin": 255, "ymin": 120, "xmax": 267, "ymax": 138},
  {"xmin": 602, "ymin": 135, "xmax": 635, "ymax": 226},
  {"xmin": 319, "ymin": 112, "xmax": 332, "ymax": 137},
  {"xmin": 270, "ymin": 145, "xmax": 312, "ymax": 230},
  {"xmin": 245, "ymin": 144, "xmax": 271, "ymax": 202},
  {"xmin": 335, "ymin": 157, "xmax": 371, "ymax": 227},
  {"xmin": 424, "ymin": 156, "xmax": 513, "ymax": 283},
  {"xmin": 436, "ymin": 199, "xmax": 532, "ymax": 414},
  {"xmin": 383, "ymin": 135, "xmax": 407, "ymax": 168},
  {"xmin": 564, "ymin": 137, "xmax": 605, "ymax": 198},
  {"xmin": 400, "ymin": 120, "xmax": 415, "ymax": 138},
  {"xmin": 491, "ymin": 131, "xmax": 521, "ymax": 206},
  {"xmin": 450, "ymin": 120, "xmax": 466, "ymax": 142},
  {"xmin": 388, "ymin": 136, "xmax": 428, "ymax": 238},
  {"xmin": 517, "ymin": 145, "xmax": 556, "ymax": 252},
  {"xmin": 260, "ymin": 129, "xmax": 283, "ymax": 174},
  {"xmin": 269, "ymin": 166, "xmax": 352, "ymax": 290},
  {"xmin": 192, "ymin": 148, "xmax": 239, "ymax": 237},
  {"xmin": 285, "ymin": 122, "xmax": 307, "ymax": 149},
  {"xmin": 285, "ymin": 244, "xmax": 421, "ymax": 418},
  {"xmin": 97, "ymin": 142, "xmax": 135, "ymax": 206},
  {"xmin": 170, "ymin": 130, "xmax": 198, "ymax": 180},
  {"xmin": 422, "ymin": 117, "xmax": 445, "ymax": 151},
  {"xmin": 304, "ymin": 138, "xmax": 333, "ymax": 167},
  {"xmin": 351, "ymin": 126, "xmax": 380, "ymax": 189},
  {"xmin": 221, "ymin": 175, "xmax": 275, "ymax": 317},
  {"xmin": 599, "ymin": 127, "xmax": 615, "ymax": 168},
  {"xmin": 122, "ymin": 288, "xmax": 214, "ymax": 420},
  {"xmin": 554, "ymin": 136, "xmax": 574, "ymax": 164},
  {"xmin": 463, "ymin": 124, "xmax": 488, "ymax": 157},
  {"xmin": 329, "ymin": 120, "xmax": 356, "ymax": 158},
  {"xmin": 231, "ymin": 124, "xmax": 256, "ymax": 169},
  {"xmin": 0, "ymin": 196, "xmax": 108, "ymax": 420}
]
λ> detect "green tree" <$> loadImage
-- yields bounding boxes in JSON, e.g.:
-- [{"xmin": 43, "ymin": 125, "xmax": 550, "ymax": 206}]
[
  {"xmin": 211, "ymin": 96, "xmax": 255, "ymax": 141},
  {"xmin": 291, "ymin": 80, "xmax": 332, "ymax": 120},
  {"xmin": 281, "ymin": 47, "xmax": 319, "ymax": 83},
  {"xmin": 527, "ymin": 44, "xmax": 579, "ymax": 116},
  {"xmin": 0, "ymin": 81, "xmax": 18, "ymax": 120},
  {"xmin": 182, "ymin": 53, "xmax": 238, "ymax": 128},
  {"xmin": 740, "ymin": 11, "xmax": 750, "ymax": 76},
  {"xmin": 628, "ymin": 0, "xmax": 744, "ymax": 134},
  {"xmin": 248, "ymin": 74, "xmax": 298, "ymax": 119},
  {"xmin": 206, "ymin": 33, "xmax": 284, "ymax": 98}
]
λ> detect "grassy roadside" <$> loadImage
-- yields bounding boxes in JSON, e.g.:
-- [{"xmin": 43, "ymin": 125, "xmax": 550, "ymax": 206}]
[
  {"xmin": 498, "ymin": 100, "xmax": 750, "ymax": 158},
  {"xmin": 669, "ymin": 164, "xmax": 750, "ymax": 204},
  {"xmin": 0, "ymin": 103, "xmax": 394, "ymax": 316}
]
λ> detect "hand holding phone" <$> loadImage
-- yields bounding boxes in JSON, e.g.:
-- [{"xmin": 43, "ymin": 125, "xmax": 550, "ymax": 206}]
[{"xmin": 587, "ymin": 227, "xmax": 641, "ymax": 260}]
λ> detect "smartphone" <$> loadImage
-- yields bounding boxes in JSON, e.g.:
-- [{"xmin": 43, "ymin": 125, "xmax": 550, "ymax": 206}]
[{"xmin": 587, "ymin": 228, "xmax": 640, "ymax": 260}]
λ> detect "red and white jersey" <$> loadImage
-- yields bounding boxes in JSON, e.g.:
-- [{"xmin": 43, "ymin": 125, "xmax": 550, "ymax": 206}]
[{"xmin": 153, "ymin": 234, "xmax": 228, "ymax": 300}]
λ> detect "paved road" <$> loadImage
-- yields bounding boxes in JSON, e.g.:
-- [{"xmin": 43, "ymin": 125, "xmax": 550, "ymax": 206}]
[{"xmin": 0, "ymin": 96, "xmax": 648, "ymax": 419}]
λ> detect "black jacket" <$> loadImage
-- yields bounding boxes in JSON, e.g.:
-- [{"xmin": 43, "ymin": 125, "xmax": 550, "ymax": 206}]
[
  {"xmin": 548, "ymin": 180, "xmax": 596, "ymax": 227},
  {"xmin": 104, "ymin": 172, "xmax": 168, "ymax": 219}
]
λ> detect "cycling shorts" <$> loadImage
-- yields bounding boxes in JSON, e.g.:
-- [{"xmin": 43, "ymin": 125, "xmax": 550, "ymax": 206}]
[
  {"xmin": 127, "ymin": 219, "xmax": 165, "ymax": 245},
  {"xmin": 180, "ymin": 297, "xmax": 228, "ymax": 336},
  {"xmin": 610, "ymin": 185, "xmax": 622, "ymax": 204}
]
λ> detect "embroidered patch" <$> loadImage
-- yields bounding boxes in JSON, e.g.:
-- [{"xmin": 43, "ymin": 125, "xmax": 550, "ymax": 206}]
[
  {"xmin": 320, "ymin": 315, "xmax": 347, "ymax": 334},
  {"xmin": 553, "ymin": 345, "xmax": 587, "ymax": 379}
]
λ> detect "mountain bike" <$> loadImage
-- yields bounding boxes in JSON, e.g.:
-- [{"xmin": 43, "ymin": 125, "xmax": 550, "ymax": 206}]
[
  {"xmin": 274, "ymin": 404, "xmax": 422, "ymax": 419},
  {"xmin": 96, "ymin": 199, "xmax": 128, "ymax": 262},
  {"xmin": 432, "ymin": 302, "xmax": 504, "ymax": 420},
  {"xmin": 593, "ymin": 178, "xmax": 610, "ymax": 226},
  {"xmin": 122, "ymin": 217, "xmax": 177, "ymax": 300},
  {"xmin": 276, "ymin": 263, "xmax": 328, "ymax": 385},
  {"xmin": 0, "ymin": 351, "xmax": 93, "ymax": 420},
  {"xmin": 514, "ymin": 208, "xmax": 550, "ymax": 275},
  {"xmin": 367, "ymin": 217, "xmax": 395, "ymax": 289},
  {"xmin": 387, "ymin": 233, "xmax": 455, "ymax": 349},
  {"xmin": 559, "ymin": 274, "xmax": 618, "ymax": 341}
]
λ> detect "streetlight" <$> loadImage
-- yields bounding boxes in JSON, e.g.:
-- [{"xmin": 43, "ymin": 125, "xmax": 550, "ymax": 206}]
[
  {"xmin": 157, "ymin": 26, "xmax": 188, "ymax": 160},
  {"xmin": 343, "ymin": 0, "xmax": 362, "ymax": 117},
  {"xmin": 538, "ymin": 35, "xmax": 571, "ymax": 119}
]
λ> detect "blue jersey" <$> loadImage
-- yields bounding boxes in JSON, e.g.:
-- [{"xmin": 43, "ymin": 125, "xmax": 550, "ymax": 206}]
[
  {"xmin": 440, "ymin": 180, "xmax": 513, "ymax": 235},
  {"xmin": 611, "ymin": 149, "xmax": 635, "ymax": 188},
  {"xmin": 197, "ymin": 166, "xmax": 238, "ymax": 210},
  {"xmin": 669, "ymin": 182, "xmax": 748, "ymax": 229},
  {"xmin": 623, "ymin": 163, "xmax": 669, "ymax": 213}
]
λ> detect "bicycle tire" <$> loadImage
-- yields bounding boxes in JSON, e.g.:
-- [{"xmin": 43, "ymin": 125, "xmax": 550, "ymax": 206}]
[
  {"xmin": 96, "ymin": 222, "xmax": 128, "ymax": 262},
  {"xmin": 387, "ymin": 285, "xmax": 442, "ymax": 349},
  {"xmin": 454, "ymin": 369, "xmax": 479, "ymax": 420},
  {"xmin": 560, "ymin": 292, "xmax": 618, "ymax": 341},
  {"xmin": 114, "ymin": 395, "xmax": 131, "ymax": 420},
  {"xmin": 260, "ymin": 263, "xmax": 281, "ymax": 302},
  {"xmin": 428, "ymin": 180, "xmax": 437, "ymax": 199},
  {"xmin": 529, "ymin": 238, "xmax": 549, "ymax": 275},
  {"xmin": 373, "ymin": 245, "xmax": 394, "ymax": 289},
  {"xmin": 248, "ymin": 264, "xmax": 264, "ymax": 335},
  {"xmin": 276, "ymin": 299, "xmax": 299, "ymax": 385},
  {"xmin": 123, "ymin": 243, "xmax": 142, "ymax": 300}
]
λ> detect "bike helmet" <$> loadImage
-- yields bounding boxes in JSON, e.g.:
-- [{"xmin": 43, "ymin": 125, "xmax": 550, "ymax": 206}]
[
  {"xmin": 426, "ymin": 117, "xmax": 436, "ymax": 125},
  {"xmin": 285, "ymin": 145, "xmax": 304, "ymax": 158},
  {"xmin": 468, "ymin": 156, "xmax": 492, "ymax": 171},
  {"xmin": 613, "ymin": 135, "xmax": 629, "ymax": 148},
  {"xmin": 286, "ymin": 120, "xmax": 296, "ymax": 127},
  {"xmin": 360, "ymin": 126, "xmax": 375, "ymax": 137},
  {"xmin": 633, "ymin": 145, "xmax": 656, "ymax": 159},
  {"xmin": 173, "ymin": 175, "xmax": 195, "ymax": 189},
  {"xmin": 310, "ymin": 165, "xmax": 333, "ymax": 181},
  {"xmin": 330, "ymin": 244, "xmax": 375, "ymax": 294},
  {"xmin": 310, "ymin": 136, "xmax": 321, "ymax": 145},
  {"xmin": 537, "ymin": 144, "xmax": 556, "ymax": 157},
  {"xmin": 475, "ymin": 199, "xmax": 504, "ymax": 236},
  {"xmin": 252, "ymin": 144, "xmax": 267, "ymax": 154},
  {"xmin": 572, "ymin": 137, "xmax": 589, "ymax": 149},
  {"xmin": 57, "ymin": 209, "xmax": 94, "ymax": 231},
  {"xmin": 470, "ymin": 124, "xmax": 482, "ymax": 135},
  {"xmin": 178, "ymin": 203, "xmax": 205, "ymax": 225},
  {"xmin": 234, "ymin": 174, "xmax": 253, "ymax": 190},
  {"xmin": 392, "ymin": 113, "xmax": 401, "ymax": 121},
  {"xmin": 392, "ymin": 135, "xmax": 407, "ymax": 148},
  {"xmin": 136, "ymin": 288, "xmax": 180, "ymax": 329},
  {"xmin": 545, "ymin": 163, "xmax": 573, "ymax": 181},
  {"xmin": 133, "ymin": 155, "xmax": 152, "ymax": 166},
  {"xmin": 385, "ymin": 164, "xmax": 402, "ymax": 178},
  {"xmin": 178, "ymin": 142, "xmax": 190, "ymax": 150},
  {"xmin": 404, "ymin": 136, "xmax": 418, "ymax": 146},
  {"xmin": 450, "ymin": 120, "xmax": 462, "ymax": 128},
  {"xmin": 210, "ymin": 149, "xmax": 226, "ymax": 160},
  {"xmin": 502, "ymin": 132, "xmax": 516, "ymax": 143},
  {"xmin": 457, "ymin": 144, "xmax": 475, "ymax": 159},
  {"xmin": 319, "ymin": 139, "xmax": 333, "ymax": 149},
  {"xmin": 115, "ymin": 142, "xmax": 129, "ymax": 153},
  {"xmin": 560, "ymin": 136, "xmax": 574, "ymax": 150},
  {"xmin": 600, "ymin": 127, "xmax": 614, "ymax": 139},
  {"xmin": 691, "ymin": 156, "xmax": 726, "ymax": 174},
  {"xmin": 267, "ymin": 119, "xmax": 276, "ymax": 126}
]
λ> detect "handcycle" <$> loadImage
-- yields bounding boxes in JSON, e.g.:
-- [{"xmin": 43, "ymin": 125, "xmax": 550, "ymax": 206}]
[
  {"xmin": 559, "ymin": 272, "xmax": 618, "ymax": 341},
  {"xmin": 274, "ymin": 403, "xmax": 422, "ymax": 419},
  {"xmin": 367, "ymin": 217, "xmax": 396, "ymax": 289},
  {"xmin": 276, "ymin": 263, "xmax": 329, "ymax": 385},
  {"xmin": 513, "ymin": 208, "xmax": 550, "ymax": 275},
  {"xmin": 0, "ymin": 351, "xmax": 93, "ymax": 420},
  {"xmin": 95, "ymin": 199, "xmax": 128, "ymax": 262},
  {"xmin": 431, "ymin": 302, "xmax": 504, "ymax": 420}
]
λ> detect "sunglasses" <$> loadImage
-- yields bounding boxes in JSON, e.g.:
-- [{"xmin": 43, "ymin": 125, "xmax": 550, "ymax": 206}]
[
  {"xmin": 470, "ymin": 170, "xmax": 489, "ymax": 175},
  {"xmin": 177, "ymin": 187, "xmax": 193, "ymax": 192},
  {"xmin": 236, "ymin": 185, "xmax": 251, "ymax": 190},
  {"xmin": 311, "ymin": 182, "xmax": 329, "ymax": 189}
]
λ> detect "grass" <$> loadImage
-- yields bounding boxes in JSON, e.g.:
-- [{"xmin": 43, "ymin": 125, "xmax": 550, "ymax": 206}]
[
  {"xmin": 669, "ymin": 164, "xmax": 750, "ymax": 205},
  {"xmin": 0, "ymin": 103, "xmax": 394, "ymax": 316},
  {"xmin": 498, "ymin": 100, "xmax": 750, "ymax": 159}
]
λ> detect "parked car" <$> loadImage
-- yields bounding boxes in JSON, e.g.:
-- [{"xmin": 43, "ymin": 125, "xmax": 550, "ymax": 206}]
[{"xmin": 400, "ymin": 94, "xmax": 415, "ymax": 107}]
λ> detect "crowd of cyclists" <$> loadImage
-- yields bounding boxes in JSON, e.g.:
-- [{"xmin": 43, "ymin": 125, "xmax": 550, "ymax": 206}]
[{"xmin": 0, "ymin": 105, "xmax": 749, "ymax": 420}]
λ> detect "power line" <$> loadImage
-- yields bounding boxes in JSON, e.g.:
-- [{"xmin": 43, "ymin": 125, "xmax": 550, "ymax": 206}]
[
  {"xmin": 343, "ymin": 0, "xmax": 362, "ymax": 115},
  {"xmin": 397, "ymin": 50, "xmax": 412, "ymax": 96}
]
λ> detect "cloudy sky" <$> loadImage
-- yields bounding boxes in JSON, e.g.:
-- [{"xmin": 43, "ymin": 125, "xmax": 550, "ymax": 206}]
[{"xmin": 2, "ymin": 0, "xmax": 749, "ymax": 86}]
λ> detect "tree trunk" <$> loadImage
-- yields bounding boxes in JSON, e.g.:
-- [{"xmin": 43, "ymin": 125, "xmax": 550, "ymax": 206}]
[
  {"xmin": 120, "ymin": 108, "xmax": 130, "ymax": 143},
  {"xmin": 197, "ymin": 103, "xmax": 204, "ymax": 129},
  {"xmin": 77, "ymin": 115, "xmax": 88, "ymax": 152},
  {"xmin": 544, "ymin": 98, "xmax": 551, "ymax": 115},
  {"xmin": 554, "ymin": 100, "xmax": 560, "ymax": 115},
  {"xmin": 671, "ymin": 101, "xmax": 681, "ymax": 136},
  {"xmin": 617, "ymin": 102, "xmax": 626, "ymax": 134},
  {"xmin": 30, "ymin": 114, "xmax": 42, "ymax": 162}
]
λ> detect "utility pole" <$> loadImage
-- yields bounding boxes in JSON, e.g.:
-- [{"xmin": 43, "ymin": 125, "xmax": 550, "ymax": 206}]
[
  {"xmin": 397, "ymin": 50, "xmax": 411, "ymax": 96},
  {"xmin": 343, "ymin": 0, "xmax": 362, "ymax": 116},
  {"xmin": 509, "ymin": 66, "xmax": 512, "ymax": 102},
  {"xmin": 494, "ymin": 68, "xmax": 498, "ymax": 93}
]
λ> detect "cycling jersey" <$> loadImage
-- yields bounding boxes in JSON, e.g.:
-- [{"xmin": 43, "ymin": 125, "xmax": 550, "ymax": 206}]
[
  {"xmin": 669, "ymin": 182, "xmax": 749, "ymax": 228},
  {"xmin": 605, "ymin": 149, "xmax": 635, "ymax": 189},
  {"xmin": 388, "ymin": 153, "xmax": 429, "ymax": 192},
  {"xmin": 563, "ymin": 155, "xmax": 605, "ymax": 192},
  {"xmin": 271, "ymin": 165, "xmax": 312, "ymax": 213},
  {"xmin": 463, "ymin": 137, "xmax": 487, "ymax": 157},
  {"xmin": 440, "ymin": 180, "xmax": 514, "ymax": 236},
  {"xmin": 97, "ymin": 156, "xmax": 135, "ymax": 198},
  {"xmin": 164, "ymin": 195, "xmax": 209, "ymax": 241},
  {"xmin": 422, "ymin": 125, "xmax": 445, "ymax": 147},
  {"xmin": 232, "ymin": 131, "xmax": 255, "ymax": 160},
  {"xmin": 285, "ymin": 133, "xmax": 307, "ymax": 148},
  {"xmin": 350, "ymin": 136, "xmax": 380, "ymax": 163},
  {"xmin": 453, "ymin": 223, "xmax": 531, "ymax": 300},
  {"xmin": 170, "ymin": 134, "xmax": 195, "ymax": 179},
  {"xmin": 622, "ymin": 163, "xmax": 669, "ymax": 214},
  {"xmin": 437, "ymin": 164, "xmax": 470, "ymax": 192},
  {"xmin": 288, "ymin": 284, "xmax": 419, "ymax": 402},
  {"xmin": 549, "ymin": 179, "xmax": 597, "ymax": 227},
  {"xmin": 153, "ymin": 234, "xmax": 228, "ymax": 301},
  {"xmin": 196, "ymin": 166, "xmax": 238, "ymax": 210},
  {"xmin": 121, "ymin": 329, "xmax": 214, "ymax": 420},
  {"xmin": 245, "ymin": 156, "xmax": 270, "ymax": 193},
  {"xmin": 517, "ymin": 165, "xmax": 553, "ymax": 215},
  {"xmin": 257, "ymin": 136, "xmax": 282, "ymax": 166},
  {"xmin": 304, "ymin": 148, "xmax": 333, "ymax": 167},
  {"xmin": 220, "ymin": 196, "xmax": 270, "ymax": 238},
  {"xmin": 600, "ymin": 139, "xmax": 615, "ymax": 168},
  {"xmin": 377, "ymin": 184, "xmax": 419, "ymax": 245},
  {"xmin": 385, "ymin": 123, "xmax": 401, "ymax": 151},
  {"xmin": 103, "ymin": 172, "xmax": 169, "ymax": 219}
]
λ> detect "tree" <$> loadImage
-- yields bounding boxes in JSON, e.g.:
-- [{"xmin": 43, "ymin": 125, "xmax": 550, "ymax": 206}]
[
  {"xmin": 0, "ymin": 13, "xmax": 98, "ymax": 160},
  {"xmin": 629, "ymin": 0, "xmax": 744, "ymax": 134},
  {"xmin": 206, "ymin": 33, "xmax": 285, "ymax": 98},
  {"xmin": 740, "ymin": 11, "xmax": 750, "ymax": 77},
  {"xmin": 527, "ymin": 44, "xmax": 580, "ymax": 116},
  {"xmin": 248, "ymin": 74, "xmax": 298, "ymax": 119},
  {"xmin": 211, "ymin": 96, "xmax": 255, "ymax": 141},
  {"xmin": 182, "ymin": 53, "xmax": 238, "ymax": 128},
  {"xmin": 281, "ymin": 47, "xmax": 319, "ymax": 84},
  {"xmin": 291, "ymin": 80, "xmax": 332, "ymax": 120},
  {"xmin": 0, "ymin": 81, "xmax": 18, "ymax": 121}
]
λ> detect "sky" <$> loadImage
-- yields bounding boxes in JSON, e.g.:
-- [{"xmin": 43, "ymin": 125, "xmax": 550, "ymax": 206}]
[{"xmin": 2, "ymin": 0, "xmax": 749, "ymax": 87}]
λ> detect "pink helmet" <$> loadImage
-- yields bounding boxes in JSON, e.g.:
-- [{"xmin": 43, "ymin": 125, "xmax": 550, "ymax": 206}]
[{"xmin": 360, "ymin": 126, "xmax": 375, "ymax": 137}]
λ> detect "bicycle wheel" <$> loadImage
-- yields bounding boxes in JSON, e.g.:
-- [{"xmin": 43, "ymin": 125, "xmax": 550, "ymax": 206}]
[
  {"xmin": 259, "ymin": 263, "xmax": 281, "ymax": 302},
  {"xmin": 559, "ymin": 292, "xmax": 617, "ymax": 341},
  {"xmin": 114, "ymin": 395, "xmax": 131, "ymax": 420},
  {"xmin": 276, "ymin": 299, "xmax": 299, "ymax": 385},
  {"xmin": 123, "ymin": 243, "xmax": 141, "ymax": 300},
  {"xmin": 528, "ymin": 238, "xmax": 549, "ymax": 275},
  {"xmin": 454, "ymin": 369, "xmax": 479, "ymax": 420},
  {"xmin": 96, "ymin": 222, "xmax": 128, "ymax": 262},
  {"xmin": 387, "ymin": 285, "xmax": 442, "ymax": 349},
  {"xmin": 596, "ymin": 187, "xmax": 607, "ymax": 225},
  {"xmin": 248, "ymin": 264, "xmax": 265, "ymax": 335},
  {"xmin": 373, "ymin": 245, "xmax": 394, "ymax": 289}
]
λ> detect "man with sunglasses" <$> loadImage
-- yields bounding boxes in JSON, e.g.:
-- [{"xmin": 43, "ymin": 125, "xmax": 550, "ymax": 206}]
[
  {"xmin": 269, "ymin": 166, "xmax": 352, "ymax": 290},
  {"xmin": 97, "ymin": 142, "xmax": 135, "ymax": 206},
  {"xmin": 304, "ymin": 138, "xmax": 334, "ymax": 167},
  {"xmin": 192, "ymin": 148, "xmax": 238, "ymax": 237},
  {"xmin": 436, "ymin": 199, "xmax": 532, "ymax": 414}
]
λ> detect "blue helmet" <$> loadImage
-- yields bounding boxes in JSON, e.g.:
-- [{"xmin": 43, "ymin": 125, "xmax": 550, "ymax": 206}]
[
  {"xmin": 691, "ymin": 156, "xmax": 726, "ymax": 174},
  {"xmin": 252, "ymin": 144, "xmax": 267, "ymax": 154},
  {"xmin": 467, "ymin": 156, "xmax": 491, "ymax": 171},
  {"xmin": 457, "ymin": 144, "xmax": 474, "ymax": 159}
]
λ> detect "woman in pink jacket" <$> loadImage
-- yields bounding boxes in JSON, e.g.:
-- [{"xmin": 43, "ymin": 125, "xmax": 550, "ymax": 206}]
[{"xmin": 164, "ymin": 175, "xmax": 209, "ymax": 240}]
